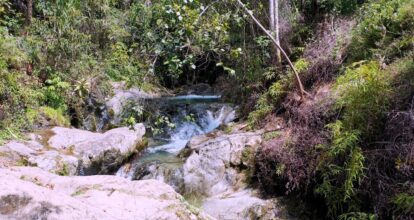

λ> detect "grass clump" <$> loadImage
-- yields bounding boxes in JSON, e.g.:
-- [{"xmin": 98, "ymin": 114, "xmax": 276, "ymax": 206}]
[
  {"xmin": 39, "ymin": 107, "xmax": 70, "ymax": 127},
  {"xmin": 56, "ymin": 162, "xmax": 70, "ymax": 176}
]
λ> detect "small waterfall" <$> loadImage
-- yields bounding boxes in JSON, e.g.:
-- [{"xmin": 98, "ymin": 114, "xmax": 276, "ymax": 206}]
[{"xmin": 116, "ymin": 95, "xmax": 235, "ymax": 180}]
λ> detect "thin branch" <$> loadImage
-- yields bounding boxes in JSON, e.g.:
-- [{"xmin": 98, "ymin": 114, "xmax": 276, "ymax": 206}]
[{"xmin": 236, "ymin": 0, "xmax": 310, "ymax": 99}]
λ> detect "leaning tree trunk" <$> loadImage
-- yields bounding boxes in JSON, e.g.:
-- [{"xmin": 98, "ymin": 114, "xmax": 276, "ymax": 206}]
[{"xmin": 237, "ymin": 0, "xmax": 309, "ymax": 99}]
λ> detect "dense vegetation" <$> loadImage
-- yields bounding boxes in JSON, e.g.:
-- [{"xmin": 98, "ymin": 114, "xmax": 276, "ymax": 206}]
[
  {"xmin": 0, "ymin": 0, "xmax": 413, "ymax": 219},
  {"xmin": 251, "ymin": 0, "xmax": 414, "ymax": 219}
]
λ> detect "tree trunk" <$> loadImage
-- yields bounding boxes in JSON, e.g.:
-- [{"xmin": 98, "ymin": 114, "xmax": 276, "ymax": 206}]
[
  {"xmin": 25, "ymin": 0, "xmax": 32, "ymax": 26},
  {"xmin": 237, "ymin": 0, "xmax": 309, "ymax": 99},
  {"xmin": 270, "ymin": 0, "xmax": 282, "ymax": 65},
  {"xmin": 270, "ymin": 0, "xmax": 275, "ymax": 32},
  {"xmin": 274, "ymin": 0, "xmax": 282, "ymax": 64}
]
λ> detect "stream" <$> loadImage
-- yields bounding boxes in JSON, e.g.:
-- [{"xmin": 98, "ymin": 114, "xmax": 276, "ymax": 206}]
[{"xmin": 116, "ymin": 95, "xmax": 236, "ymax": 182}]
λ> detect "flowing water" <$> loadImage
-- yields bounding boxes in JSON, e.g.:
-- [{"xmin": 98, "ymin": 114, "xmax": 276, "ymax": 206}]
[{"xmin": 116, "ymin": 95, "xmax": 235, "ymax": 180}]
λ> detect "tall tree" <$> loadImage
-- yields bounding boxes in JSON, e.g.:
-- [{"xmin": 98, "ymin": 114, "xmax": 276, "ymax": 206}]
[{"xmin": 269, "ymin": 0, "xmax": 282, "ymax": 64}]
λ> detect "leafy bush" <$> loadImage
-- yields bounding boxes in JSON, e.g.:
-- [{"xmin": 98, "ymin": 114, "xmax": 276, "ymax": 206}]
[
  {"xmin": 129, "ymin": 0, "xmax": 234, "ymax": 86},
  {"xmin": 316, "ymin": 121, "xmax": 364, "ymax": 218},
  {"xmin": 42, "ymin": 77, "xmax": 70, "ymax": 110},
  {"xmin": 349, "ymin": 0, "xmax": 414, "ymax": 62},
  {"xmin": 0, "ymin": 27, "xmax": 43, "ymax": 142},
  {"xmin": 334, "ymin": 61, "xmax": 391, "ymax": 138},
  {"xmin": 390, "ymin": 57, "xmax": 414, "ymax": 108},
  {"xmin": 338, "ymin": 212, "xmax": 376, "ymax": 220}
]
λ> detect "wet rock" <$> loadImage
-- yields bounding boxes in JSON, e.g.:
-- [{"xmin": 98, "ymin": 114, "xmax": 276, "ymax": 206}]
[
  {"xmin": 0, "ymin": 141, "xmax": 40, "ymax": 167},
  {"xmin": 29, "ymin": 151, "xmax": 78, "ymax": 176},
  {"xmin": 206, "ymin": 104, "xmax": 236, "ymax": 125},
  {"xmin": 0, "ymin": 167, "xmax": 212, "ymax": 220},
  {"xmin": 133, "ymin": 161, "xmax": 185, "ymax": 194}
]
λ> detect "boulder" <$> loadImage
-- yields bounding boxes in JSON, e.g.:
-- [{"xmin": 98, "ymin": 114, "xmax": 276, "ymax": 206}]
[
  {"xmin": 178, "ymin": 131, "xmax": 293, "ymax": 219},
  {"xmin": 0, "ymin": 124, "xmax": 146, "ymax": 175},
  {"xmin": 0, "ymin": 167, "xmax": 212, "ymax": 220},
  {"xmin": 48, "ymin": 124, "xmax": 146, "ymax": 175},
  {"xmin": 182, "ymin": 132, "xmax": 262, "ymax": 197}
]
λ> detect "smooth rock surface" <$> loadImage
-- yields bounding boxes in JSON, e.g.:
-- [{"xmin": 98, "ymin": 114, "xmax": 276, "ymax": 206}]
[
  {"xmin": 0, "ymin": 167, "xmax": 211, "ymax": 220},
  {"xmin": 182, "ymin": 132, "xmax": 262, "ymax": 197},
  {"xmin": 178, "ymin": 130, "xmax": 293, "ymax": 220},
  {"xmin": 49, "ymin": 124, "xmax": 146, "ymax": 174},
  {"xmin": 0, "ymin": 124, "xmax": 146, "ymax": 175},
  {"xmin": 202, "ymin": 190, "xmax": 288, "ymax": 220}
]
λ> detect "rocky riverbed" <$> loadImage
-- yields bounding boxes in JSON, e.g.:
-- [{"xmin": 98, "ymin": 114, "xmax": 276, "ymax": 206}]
[{"xmin": 0, "ymin": 84, "xmax": 293, "ymax": 220}]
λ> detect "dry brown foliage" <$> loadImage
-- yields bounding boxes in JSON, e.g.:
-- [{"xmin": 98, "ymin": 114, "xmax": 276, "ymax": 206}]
[
  {"xmin": 254, "ymin": 85, "xmax": 337, "ymax": 196},
  {"xmin": 362, "ymin": 99, "xmax": 414, "ymax": 218},
  {"xmin": 302, "ymin": 17, "xmax": 354, "ymax": 88}
]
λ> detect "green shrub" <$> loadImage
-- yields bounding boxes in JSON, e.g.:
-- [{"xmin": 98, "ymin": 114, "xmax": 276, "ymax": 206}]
[
  {"xmin": 0, "ymin": 27, "xmax": 44, "ymax": 142},
  {"xmin": 293, "ymin": 0, "xmax": 364, "ymax": 16},
  {"xmin": 316, "ymin": 121, "xmax": 364, "ymax": 218},
  {"xmin": 392, "ymin": 193, "xmax": 414, "ymax": 216},
  {"xmin": 40, "ymin": 107, "xmax": 70, "ymax": 127},
  {"xmin": 247, "ymin": 59, "xmax": 306, "ymax": 128},
  {"xmin": 42, "ymin": 77, "xmax": 70, "ymax": 110},
  {"xmin": 335, "ymin": 61, "xmax": 391, "ymax": 138},
  {"xmin": 349, "ymin": 0, "xmax": 414, "ymax": 62},
  {"xmin": 247, "ymin": 92, "xmax": 274, "ymax": 128}
]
